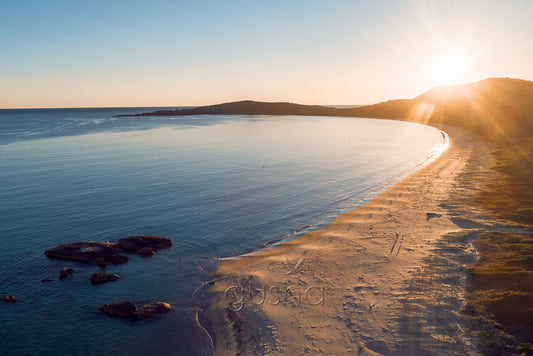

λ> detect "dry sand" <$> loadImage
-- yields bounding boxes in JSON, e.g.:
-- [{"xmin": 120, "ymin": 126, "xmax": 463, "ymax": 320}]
[{"xmin": 207, "ymin": 126, "xmax": 510, "ymax": 355}]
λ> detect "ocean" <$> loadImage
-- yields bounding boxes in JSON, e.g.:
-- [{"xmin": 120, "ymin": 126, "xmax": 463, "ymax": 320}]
[{"xmin": 0, "ymin": 108, "xmax": 446, "ymax": 355}]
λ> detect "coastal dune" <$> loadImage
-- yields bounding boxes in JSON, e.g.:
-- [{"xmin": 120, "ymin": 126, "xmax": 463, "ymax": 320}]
[{"xmin": 207, "ymin": 126, "xmax": 500, "ymax": 355}]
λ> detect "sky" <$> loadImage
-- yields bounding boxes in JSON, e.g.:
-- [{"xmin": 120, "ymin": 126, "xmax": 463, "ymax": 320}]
[{"xmin": 1, "ymin": 0, "xmax": 532, "ymax": 108}]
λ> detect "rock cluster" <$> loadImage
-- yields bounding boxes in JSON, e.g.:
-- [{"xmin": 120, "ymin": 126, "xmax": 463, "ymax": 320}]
[
  {"xmin": 44, "ymin": 236, "xmax": 172, "ymax": 265},
  {"xmin": 41, "ymin": 235, "xmax": 173, "ymax": 321}
]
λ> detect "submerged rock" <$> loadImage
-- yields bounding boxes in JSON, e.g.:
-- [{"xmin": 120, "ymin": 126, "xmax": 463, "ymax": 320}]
[
  {"xmin": 59, "ymin": 267, "xmax": 74, "ymax": 280},
  {"xmin": 118, "ymin": 236, "xmax": 172, "ymax": 251},
  {"xmin": 45, "ymin": 242, "xmax": 129, "ymax": 266},
  {"xmin": 137, "ymin": 247, "xmax": 155, "ymax": 257},
  {"xmin": 41, "ymin": 278, "xmax": 53, "ymax": 283},
  {"xmin": 91, "ymin": 272, "xmax": 120, "ymax": 284},
  {"xmin": 100, "ymin": 301, "xmax": 137, "ymax": 318},
  {"xmin": 1, "ymin": 295, "xmax": 17, "ymax": 303}
]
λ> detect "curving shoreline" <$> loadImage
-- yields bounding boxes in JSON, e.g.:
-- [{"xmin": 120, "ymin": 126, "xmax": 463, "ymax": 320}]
[
  {"xmin": 219, "ymin": 128, "xmax": 450, "ymax": 263},
  {"xmin": 206, "ymin": 126, "xmax": 504, "ymax": 355}
]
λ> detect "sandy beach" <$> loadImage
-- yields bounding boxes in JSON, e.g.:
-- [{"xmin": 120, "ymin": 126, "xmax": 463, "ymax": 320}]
[{"xmin": 206, "ymin": 126, "xmax": 517, "ymax": 355}]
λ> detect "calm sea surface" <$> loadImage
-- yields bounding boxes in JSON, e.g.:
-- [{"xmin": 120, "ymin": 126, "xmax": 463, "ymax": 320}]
[{"xmin": 0, "ymin": 108, "xmax": 446, "ymax": 355}]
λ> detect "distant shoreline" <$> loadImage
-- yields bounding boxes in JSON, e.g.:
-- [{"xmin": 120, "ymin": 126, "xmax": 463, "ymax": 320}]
[{"xmin": 114, "ymin": 100, "xmax": 365, "ymax": 118}]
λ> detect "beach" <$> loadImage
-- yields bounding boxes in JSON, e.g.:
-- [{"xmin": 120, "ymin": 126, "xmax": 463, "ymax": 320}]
[{"xmin": 207, "ymin": 126, "xmax": 506, "ymax": 355}]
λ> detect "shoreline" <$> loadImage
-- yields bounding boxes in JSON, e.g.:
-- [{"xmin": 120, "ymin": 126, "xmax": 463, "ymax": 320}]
[
  {"xmin": 206, "ymin": 126, "xmax": 505, "ymax": 355},
  {"xmin": 220, "ymin": 128, "xmax": 450, "ymax": 262}
]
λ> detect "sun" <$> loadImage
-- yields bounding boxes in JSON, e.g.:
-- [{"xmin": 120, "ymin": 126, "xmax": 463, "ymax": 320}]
[{"xmin": 433, "ymin": 55, "xmax": 467, "ymax": 85}]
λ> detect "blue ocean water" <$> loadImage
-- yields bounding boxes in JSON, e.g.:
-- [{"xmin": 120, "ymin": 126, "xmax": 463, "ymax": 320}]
[{"xmin": 0, "ymin": 108, "xmax": 446, "ymax": 355}]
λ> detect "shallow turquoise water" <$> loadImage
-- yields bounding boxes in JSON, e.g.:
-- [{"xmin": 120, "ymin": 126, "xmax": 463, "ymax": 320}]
[{"xmin": 0, "ymin": 109, "xmax": 445, "ymax": 355}]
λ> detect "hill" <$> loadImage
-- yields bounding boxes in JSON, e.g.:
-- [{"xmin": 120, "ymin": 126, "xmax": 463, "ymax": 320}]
[
  {"xmin": 129, "ymin": 100, "xmax": 343, "ymax": 117},
  {"xmin": 127, "ymin": 78, "xmax": 533, "ymax": 142},
  {"xmin": 355, "ymin": 78, "xmax": 533, "ymax": 140}
]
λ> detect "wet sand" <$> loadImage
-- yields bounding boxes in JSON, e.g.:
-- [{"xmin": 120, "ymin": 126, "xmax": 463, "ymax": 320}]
[{"xmin": 207, "ymin": 126, "xmax": 502, "ymax": 355}]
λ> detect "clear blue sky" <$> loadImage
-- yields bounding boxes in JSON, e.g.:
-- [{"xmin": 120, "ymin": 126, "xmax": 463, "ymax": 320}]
[{"xmin": 1, "ymin": 0, "xmax": 532, "ymax": 108}]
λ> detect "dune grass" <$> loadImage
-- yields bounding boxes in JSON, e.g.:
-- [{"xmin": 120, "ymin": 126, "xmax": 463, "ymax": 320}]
[
  {"xmin": 465, "ymin": 231, "xmax": 533, "ymax": 355},
  {"xmin": 361, "ymin": 78, "xmax": 533, "ymax": 353},
  {"xmin": 477, "ymin": 139, "xmax": 533, "ymax": 224}
]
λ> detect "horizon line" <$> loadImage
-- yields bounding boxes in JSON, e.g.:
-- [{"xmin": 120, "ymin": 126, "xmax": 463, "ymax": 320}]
[
  {"xmin": 0, "ymin": 102, "xmax": 364, "ymax": 111},
  {"xmin": 0, "ymin": 76, "xmax": 527, "ymax": 111}
]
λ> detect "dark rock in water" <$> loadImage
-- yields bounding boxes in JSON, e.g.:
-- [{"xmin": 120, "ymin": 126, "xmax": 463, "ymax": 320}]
[
  {"xmin": 59, "ymin": 267, "xmax": 74, "ymax": 279},
  {"xmin": 1, "ymin": 295, "xmax": 17, "ymax": 303},
  {"xmin": 91, "ymin": 272, "xmax": 119, "ymax": 284},
  {"xmin": 41, "ymin": 278, "xmax": 53, "ymax": 283},
  {"xmin": 118, "ymin": 236, "xmax": 172, "ymax": 252},
  {"xmin": 45, "ymin": 242, "xmax": 129, "ymax": 266},
  {"xmin": 137, "ymin": 302, "xmax": 173, "ymax": 319},
  {"xmin": 100, "ymin": 301, "xmax": 137, "ymax": 318},
  {"xmin": 45, "ymin": 237, "xmax": 171, "ymax": 265},
  {"xmin": 137, "ymin": 247, "xmax": 155, "ymax": 257}
]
